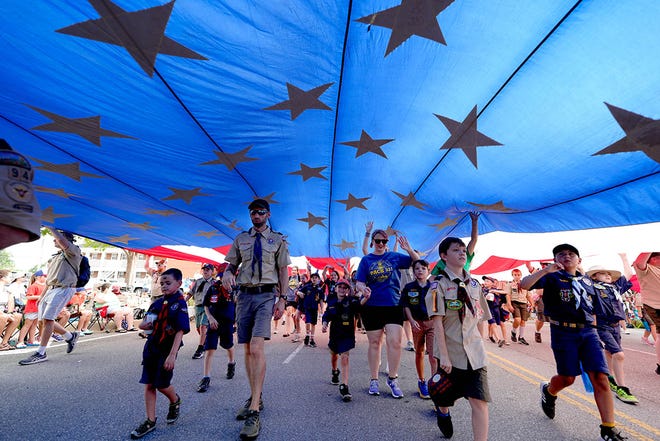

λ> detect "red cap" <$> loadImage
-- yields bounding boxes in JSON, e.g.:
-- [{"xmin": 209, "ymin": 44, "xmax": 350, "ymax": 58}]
[{"xmin": 336, "ymin": 279, "xmax": 351, "ymax": 287}]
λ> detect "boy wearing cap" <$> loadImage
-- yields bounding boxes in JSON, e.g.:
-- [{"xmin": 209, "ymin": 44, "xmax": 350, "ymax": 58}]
[
  {"xmin": 186, "ymin": 263, "xmax": 216, "ymax": 360},
  {"xmin": 521, "ymin": 244, "xmax": 627, "ymax": 441},
  {"xmin": 322, "ymin": 278, "xmax": 369, "ymax": 401},
  {"xmin": 298, "ymin": 272, "xmax": 325, "ymax": 347},
  {"xmin": 197, "ymin": 264, "xmax": 236, "ymax": 392},
  {"xmin": 586, "ymin": 265, "xmax": 638, "ymax": 404}
]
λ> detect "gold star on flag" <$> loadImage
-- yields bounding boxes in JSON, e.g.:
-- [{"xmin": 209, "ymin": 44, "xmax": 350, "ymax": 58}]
[
  {"xmin": 341, "ymin": 130, "xmax": 394, "ymax": 158},
  {"xmin": 226, "ymin": 220, "xmax": 241, "ymax": 231},
  {"xmin": 392, "ymin": 190, "xmax": 427, "ymax": 210},
  {"xmin": 35, "ymin": 186, "xmax": 75, "ymax": 199},
  {"xmin": 108, "ymin": 234, "xmax": 137, "ymax": 245},
  {"xmin": 265, "ymin": 82, "xmax": 334, "ymax": 120},
  {"xmin": 162, "ymin": 187, "xmax": 210, "ymax": 204},
  {"xmin": 333, "ymin": 239, "xmax": 357, "ymax": 251},
  {"xmin": 297, "ymin": 212, "xmax": 327, "ymax": 229},
  {"xmin": 31, "ymin": 158, "xmax": 104, "ymax": 181},
  {"xmin": 385, "ymin": 226, "xmax": 399, "ymax": 237},
  {"xmin": 288, "ymin": 163, "xmax": 327, "ymax": 181},
  {"xmin": 146, "ymin": 209, "xmax": 177, "ymax": 216},
  {"xmin": 336, "ymin": 193, "xmax": 370, "ymax": 211},
  {"xmin": 430, "ymin": 217, "xmax": 457, "ymax": 231},
  {"xmin": 127, "ymin": 221, "xmax": 156, "ymax": 231},
  {"xmin": 247, "ymin": 193, "xmax": 279, "ymax": 206},
  {"xmin": 41, "ymin": 206, "xmax": 72, "ymax": 224},
  {"xmin": 200, "ymin": 146, "xmax": 258, "ymax": 171},
  {"xmin": 196, "ymin": 230, "xmax": 220, "ymax": 239},
  {"xmin": 467, "ymin": 200, "xmax": 514, "ymax": 212}
]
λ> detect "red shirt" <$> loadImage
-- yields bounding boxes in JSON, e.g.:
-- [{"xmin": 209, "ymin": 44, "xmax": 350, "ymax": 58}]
[{"xmin": 25, "ymin": 282, "xmax": 46, "ymax": 313}]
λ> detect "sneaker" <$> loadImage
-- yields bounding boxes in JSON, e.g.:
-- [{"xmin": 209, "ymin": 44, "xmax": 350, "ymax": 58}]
[
  {"xmin": 488, "ymin": 336, "xmax": 496, "ymax": 343},
  {"xmin": 291, "ymin": 334, "xmax": 300, "ymax": 343},
  {"xmin": 82, "ymin": 329, "xmax": 94, "ymax": 335},
  {"xmin": 600, "ymin": 425, "xmax": 628, "ymax": 441},
  {"xmin": 51, "ymin": 333, "xmax": 64, "ymax": 342},
  {"xmin": 339, "ymin": 384, "xmax": 352, "ymax": 402},
  {"xmin": 331, "ymin": 369, "xmax": 340, "ymax": 385},
  {"xmin": 282, "ymin": 333, "xmax": 289, "ymax": 337},
  {"xmin": 309, "ymin": 339, "xmax": 317, "ymax": 348},
  {"xmin": 18, "ymin": 351, "xmax": 47, "ymax": 365},
  {"xmin": 197, "ymin": 376, "xmax": 210, "ymax": 393},
  {"xmin": 511, "ymin": 331, "xmax": 517, "ymax": 342},
  {"xmin": 615, "ymin": 386, "xmax": 639, "ymax": 404},
  {"xmin": 236, "ymin": 396, "xmax": 264, "ymax": 420},
  {"xmin": 498, "ymin": 339, "xmax": 505, "ymax": 348},
  {"xmin": 304, "ymin": 335, "xmax": 310, "ymax": 346},
  {"xmin": 26, "ymin": 342, "xmax": 40, "ymax": 347},
  {"xmin": 518, "ymin": 337, "xmax": 529, "ymax": 346},
  {"xmin": 405, "ymin": 341, "xmax": 415, "ymax": 352},
  {"xmin": 130, "ymin": 418, "xmax": 156, "ymax": 439},
  {"xmin": 436, "ymin": 409, "xmax": 453, "ymax": 438},
  {"xmin": 239, "ymin": 410, "xmax": 260, "ymax": 439},
  {"xmin": 540, "ymin": 382, "xmax": 557, "ymax": 419},
  {"xmin": 368, "ymin": 379, "xmax": 380, "ymax": 396},
  {"xmin": 504, "ymin": 340, "xmax": 510, "ymax": 346},
  {"xmin": 16, "ymin": 343, "xmax": 27, "ymax": 349},
  {"xmin": 66, "ymin": 331, "xmax": 79, "ymax": 354},
  {"xmin": 166, "ymin": 395, "xmax": 181, "ymax": 424},
  {"xmin": 418, "ymin": 379, "xmax": 430, "ymax": 399},
  {"xmin": 387, "ymin": 377, "xmax": 404, "ymax": 399},
  {"xmin": 273, "ymin": 330, "xmax": 277, "ymax": 334},
  {"xmin": 192, "ymin": 347, "xmax": 204, "ymax": 359},
  {"xmin": 535, "ymin": 332, "xmax": 542, "ymax": 343},
  {"xmin": 641, "ymin": 336, "xmax": 654, "ymax": 346},
  {"xmin": 227, "ymin": 362, "xmax": 236, "ymax": 379},
  {"xmin": 656, "ymin": 364, "xmax": 660, "ymax": 375},
  {"xmin": 608, "ymin": 375, "xmax": 618, "ymax": 392}
]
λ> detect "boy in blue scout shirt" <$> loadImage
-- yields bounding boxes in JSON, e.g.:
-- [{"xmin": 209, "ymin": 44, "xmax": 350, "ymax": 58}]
[
  {"xmin": 131, "ymin": 268, "xmax": 190, "ymax": 439},
  {"xmin": 321, "ymin": 279, "xmax": 369, "ymax": 402},
  {"xmin": 586, "ymin": 265, "xmax": 638, "ymax": 404},
  {"xmin": 401, "ymin": 259, "xmax": 436, "ymax": 400},
  {"xmin": 197, "ymin": 263, "xmax": 236, "ymax": 393},
  {"xmin": 520, "ymin": 244, "xmax": 628, "ymax": 441},
  {"xmin": 298, "ymin": 272, "xmax": 324, "ymax": 347}
]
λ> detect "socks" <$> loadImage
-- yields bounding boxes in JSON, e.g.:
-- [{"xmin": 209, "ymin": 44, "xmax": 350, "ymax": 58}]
[
  {"xmin": 519, "ymin": 327, "xmax": 525, "ymax": 338},
  {"xmin": 63, "ymin": 331, "xmax": 73, "ymax": 341},
  {"xmin": 38, "ymin": 346, "xmax": 47, "ymax": 355}
]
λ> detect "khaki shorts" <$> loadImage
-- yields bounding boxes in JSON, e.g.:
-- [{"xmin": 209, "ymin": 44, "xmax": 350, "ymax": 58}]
[
  {"xmin": 511, "ymin": 301, "xmax": 530, "ymax": 321},
  {"xmin": 235, "ymin": 290, "xmax": 275, "ymax": 344},
  {"xmin": 643, "ymin": 304, "xmax": 660, "ymax": 329},
  {"xmin": 38, "ymin": 287, "xmax": 75, "ymax": 321}
]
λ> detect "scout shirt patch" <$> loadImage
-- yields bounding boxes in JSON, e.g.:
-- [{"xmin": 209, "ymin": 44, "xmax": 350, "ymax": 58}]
[
  {"xmin": 408, "ymin": 290, "xmax": 420, "ymax": 305},
  {"xmin": 341, "ymin": 312, "xmax": 350, "ymax": 326},
  {"xmin": 470, "ymin": 279, "xmax": 478, "ymax": 288},
  {"xmin": 6, "ymin": 181, "xmax": 32, "ymax": 202},
  {"xmin": 560, "ymin": 289, "xmax": 573, "ymax": 303},
  {"xmin": 210, "ymin": 294, "xmax": 219, "ymax": 303},
  {"xmin": 446, "ymin": 299, "xmax": 464, "ymax": 310}
]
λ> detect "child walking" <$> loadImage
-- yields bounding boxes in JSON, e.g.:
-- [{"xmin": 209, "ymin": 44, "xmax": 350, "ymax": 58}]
[
  {"xmin": 197, "ymin": 264, "xmax": 236, "ymax": 393},
  {"xmin": 298, "ymin": 272, "xmax": 325, "ymax": 347},
  {"xmin": 131, "ymin": 268, "xmax": 190, "ymax": 439},
  {"xmin": 322, "ymin": 279, "xmax": 369, "ymax": 401}
]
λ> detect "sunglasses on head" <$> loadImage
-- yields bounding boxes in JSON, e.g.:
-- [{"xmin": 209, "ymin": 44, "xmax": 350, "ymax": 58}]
[
  {"xmin": 373, "ymin": 238, "xmax": 388, "ymax": 245},
  {"xmin": 250, "ymin": 209, "xmax": 268, "ymax": 216}
]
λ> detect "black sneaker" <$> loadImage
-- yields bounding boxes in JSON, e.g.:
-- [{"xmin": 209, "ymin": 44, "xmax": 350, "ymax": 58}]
[
  {"xmin": 197, "ymin": 376, "xmax": 210, "ymax": 393},
  {"xmin": 600, "ymin": 425, "xmax": 628, "ymax": 441},
  {"xmin": 656, "ymin": 364, "xmax": 660, "ymax": 375},
  {"xmin": 192, "ymin": 346, "xmax": 204, "ymax": 359},
  {"xmin": 518, "ymin": 337, "xmax": 529, "ymax": 346},
  {"xmin": 339, "ymin": 384, "xmax": 352, "ymax": 402},
  {"xmin": 436, "ymin": 409, "xmax": 453, "ymax": 438},
  {"xmin": 18, "ymin": 351, "xmax": 47, "ymax": 365},
  {"xmin": 236, "ymin": 396, "xmax": 264, "ymax": 420},
  {"xmin": 540, "ymin": 382, "xmax": 557, "ymax": 419},
  {"xmin": 488, "ymin": 336, "xmax": 496, "ymax": 343},
  {"xmin": 331, "ymin": 369, "xmax": 340, "ymax": 385},
  {"xmin": 166, "ymin": 395, "xmax": 181, "ymax": 424},
  {"xmin": 511, "ymin": 331, "xmax": 517, "ymax": 342},
  {"xmin": 130, "ymin": 418, "xmax": 156, "ymax": 439},
  {"xmin": 535, "ymin": 332, "xmax": 542, "ymax": 343},
  {"xmin": 309, "ymin": 339, "xmax": 316, "ymax": 348},
  {"xmin": 227, "ymin": 362, "xmax": 236, "ymax": 379},
  {"xmin": 66, "ymin": 331, "xmax": 79, "ymax": 354},
  {"xmin": 240, "ymin": 410, "xmax": 260, "ymax": 439},
  {"xmin": 304, "ymin": 335, "xmax": 310, "ymax": 346}
]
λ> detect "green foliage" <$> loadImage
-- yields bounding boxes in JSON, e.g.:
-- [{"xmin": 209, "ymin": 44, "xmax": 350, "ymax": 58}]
[
  {"xmin": 0, "ymin": 250, "xmax": 15, "ymax": 269},
  {"xmin": 81, "ymin": 237, "xmax": 109, "ymax": 250}
]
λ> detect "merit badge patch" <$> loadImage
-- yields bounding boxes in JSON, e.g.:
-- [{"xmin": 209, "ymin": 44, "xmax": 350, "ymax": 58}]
[
  {"xmin": 6, "ymin": 181, "xmax": 32, "ymax": 202},
  {"xmin": 446, "ymin": 299, "xmax": 463, "ymax": 311}
]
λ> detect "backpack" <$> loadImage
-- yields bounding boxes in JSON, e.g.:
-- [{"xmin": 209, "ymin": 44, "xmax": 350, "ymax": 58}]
[{"xmin": 64, "ymin": 255, "xmax": 91, "ymax": 288}]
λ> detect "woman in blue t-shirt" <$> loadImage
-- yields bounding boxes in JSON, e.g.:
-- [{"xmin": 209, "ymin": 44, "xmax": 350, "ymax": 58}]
[{"xmin": 356, "ymin": 229, "xmax": 419, "ymax": 398}]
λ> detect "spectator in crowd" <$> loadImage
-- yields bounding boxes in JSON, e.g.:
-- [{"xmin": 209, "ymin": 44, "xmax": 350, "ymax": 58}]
[
  {"xmin": 94, "ymin": 283, "xmax": 136, "ymax": 332},
  {"xmin": 144, "ymin": 256, "xmax": 167, "ymax": 300},
  {"xmin": 632, "ymin": 252, "xmax": 660, "ymax": 375},
  {"xmin": 16, "ymin": 270, "xmax": 47, "ymax": 348},
  {"xmin": 67, "ymin": 287, "xmax": 94, "ymax": 335},
  {"xmin": 0, "ymin": 269, "xmax": 23, "ymax": 350}
]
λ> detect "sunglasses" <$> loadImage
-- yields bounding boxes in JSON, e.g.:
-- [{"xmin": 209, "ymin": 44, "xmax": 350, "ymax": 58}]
[
  {"xmin": 250, "ymin": 209, "xmax": 268, "ymax": 216},
  {"xmin": 373, "ymin": 239, "xmax": 388, "ymax": 245}
]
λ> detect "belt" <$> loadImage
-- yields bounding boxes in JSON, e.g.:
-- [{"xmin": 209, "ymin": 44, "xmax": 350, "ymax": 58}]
[
  {"xmin": 241, "ymin": 284, "xmax": 276, "ymax": 294},
  {"xmin": 549, "ymin": 319, "xmax": 595, "ymax": 329},
  {"xmin": 48, "ymin": 285, "xmax": 74, "ymax": 289}
]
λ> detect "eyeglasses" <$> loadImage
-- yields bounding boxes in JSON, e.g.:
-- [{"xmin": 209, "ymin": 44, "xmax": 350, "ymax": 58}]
[
  {"xmin": 373, "ymin": 239, "xmax": 388, "ymax": 245},
  {"xmin": 250, "ymin": 209, "xmax": 268, "ymax": 216}
]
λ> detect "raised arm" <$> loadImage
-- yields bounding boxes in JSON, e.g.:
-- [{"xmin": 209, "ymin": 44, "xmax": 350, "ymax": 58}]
[
  {"xmin": 618, "ymin": 252, "xmax": 633, "ymax": 280},
  {"xmin": 397, "ymin": 235, "xmax": 419, "ymax": 261},
  {"xmin": 466, "ymin": 211, "xmax": 480, "ymax": 255},
  {"xmin": 633, "ymin": 253, "xmax": 652, "ymax": 272},
  {"xmin": 362, "ymin": 221, "xmax": 373, "ymax": 255}
]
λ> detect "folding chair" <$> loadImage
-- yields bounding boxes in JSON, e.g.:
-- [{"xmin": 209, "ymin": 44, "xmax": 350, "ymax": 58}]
[{"xmin": 89, "ymin": 306, "xmax": 115, "ymax": 332}]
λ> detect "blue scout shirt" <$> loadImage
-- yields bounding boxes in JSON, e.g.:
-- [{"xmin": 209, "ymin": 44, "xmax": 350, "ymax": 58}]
[
  {"xmin": 322, "ymin": 296, "xmax": 361, "ymax": 342},
  {"xmin": 400, "ymin": 280, "xmax": 431, "ymax": 321},
  {"xmin": 531, "ymin": 271, "xmax": 598, "ymax": 324},
  {"xmin": 591, "ymin": 277, "xmax": 630, "ymax": 324},
  {"xmin": 203, "ymin": 280, "xmax": 235, "ymax": 322},
  {"xmin": 356, "ymin": 252, "xmax": 412, "ymax": 306},
  {"xmin": 144, "ymin": 290, "xmax": 190, "ymax": 356},
  {"xmin": 300, "ymin": 282, "xmax": 325, "ymax": 310}
]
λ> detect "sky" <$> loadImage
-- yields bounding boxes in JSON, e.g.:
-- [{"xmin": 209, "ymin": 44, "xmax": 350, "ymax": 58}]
[{"xmin": 5, "ymin": 222, "xmax": 659, "ymax": 277}]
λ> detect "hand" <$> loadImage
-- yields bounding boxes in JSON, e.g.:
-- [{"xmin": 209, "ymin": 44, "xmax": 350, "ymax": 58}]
[
  {"xmin": 164, "ymin": 354, "xmax": 176, "ymax": 371},
  {"xmin": 438, "ymin": 353, "xmax": 452, "ymax": 374},
  {"xmin": 410, "ymin": 319, "xmax": 421, "ymax": 332},
  {"xmin": 209, "ymin": 318, "xmax": 218, "ymax": 330},
  {"xmin": 272, "ymin": 298, "xmax": 285, "ymax": 320},
  {"xmin": 365, "ymin": 221, "xmax": 373, "ymax": 233},
  {"xmin": 546, "ymin": 262, "xmax": 563, "ymax": 272},
  {"xmin": 397, "ymin": 235, "xmax": 411, "ymax": 251},
  {"xmin": 469, "ymin": 211, "xmax": 480, "ymax": 221},
  {"xmin": 222, "ymin": 271, "xmax": 235, "ymax": 291},
  {"xmin": 361, "ymin": 287, "xmax": 371, "ymax": 300},
  {"xmin": 322, "ymin": 325, "xmax": 328, "ymax": 333}
]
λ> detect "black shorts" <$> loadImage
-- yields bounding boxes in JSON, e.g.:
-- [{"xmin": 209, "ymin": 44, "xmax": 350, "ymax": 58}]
[
  {"xmin": 433, "ymin": 366, "xmax": 491, "ymax": 407},
  {"xmin": 204, "ymin": 320, "xmax": 235, "ymax": 351},
  {"xmin": 360, "ymin": 305, "xmax": 404, "ymax": 331}
]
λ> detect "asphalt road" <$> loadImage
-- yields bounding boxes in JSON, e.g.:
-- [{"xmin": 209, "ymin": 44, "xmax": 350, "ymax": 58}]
[{"xmin": 2, "ymin": 324, "xmax": 659, "ymax": 441}]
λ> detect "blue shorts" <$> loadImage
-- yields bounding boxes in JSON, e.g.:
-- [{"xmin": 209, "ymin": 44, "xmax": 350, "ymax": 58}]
[
  {"xmin": 597, "ymin": 325, "xmax": 622, "ymax": 355},
  {"xmin": 235, "ymin": 291, "xmax": 275, "ymax": 344},
  {"xmin": 550, "ymin": 325, "xmax": 609, "ymax": 377},
  {"xmin": 140, "ymin": 353, "xmax": 174, "ymax": 389},
  {"xmin": 304, "ymin": 308, "xmax": 318, "ymax": 325},
  {"xmin": 487, "ymin": 305, "xmax": 501, "ymax": 325},
  {"xmin": 329, "ymin": 336, "xmax": 355, "ymax": 355},
  {"xmin": 204, "ymin": 320, "xmax": 235, "ymax": 350}
]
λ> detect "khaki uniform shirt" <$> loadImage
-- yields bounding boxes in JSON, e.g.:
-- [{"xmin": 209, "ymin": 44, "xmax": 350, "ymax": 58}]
[
  {"xmin": 225, "ymin": 226, "xmax": 291, "ymax": 287},
  {"xmin": 149, "ymin": 271, "xmax": 162, "ymax": 299},
  {"xmin": 190, "ymin": 277, "xmax": 214, "ymax": 306},
  {"xmin": 505, "ymin": 281, "xmax": 529, "ymax": 303},
  {"xmin": 46, "ymin": 244, "xmax": 82, "ymax": 288},
  {"xmin": 426, "ymin": 267, "xmax": 490, "ymax": 370},
  {"xmin": 638, "ymin": 264, "xmax": 660, "ymax": 309}
]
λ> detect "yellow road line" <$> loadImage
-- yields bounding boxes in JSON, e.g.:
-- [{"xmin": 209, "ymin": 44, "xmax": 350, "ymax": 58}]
[{"xmin": 487, "ymin": 350, "xmax": 660, "ymax": 440}]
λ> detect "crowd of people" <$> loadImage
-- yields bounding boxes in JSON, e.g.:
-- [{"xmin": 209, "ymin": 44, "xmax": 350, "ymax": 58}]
[{"xmin": 1, "ymin": 201, "xmax": 658, "ymax": 441}]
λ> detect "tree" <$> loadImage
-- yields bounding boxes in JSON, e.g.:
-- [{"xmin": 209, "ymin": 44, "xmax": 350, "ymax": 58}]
[{"xmin": 0, "ymin": 250, "xmax": 14, "ymax": 269}]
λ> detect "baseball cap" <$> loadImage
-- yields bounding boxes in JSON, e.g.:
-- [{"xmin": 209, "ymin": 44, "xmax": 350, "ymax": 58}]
[
  {"xmin": 34, "ymin": 269, "xmax": 46, "ymax": 277},
  {"xmin": 336, "ymin": 278, "xmax": 351, "ymax": 287},
  {"xmin": 248, "ymin": 198, "xmax": 270, "ymax": 211},
  {"xmin": 552, "ymin": 243, "xmax": 580, "ymax": 257},
  {"xmin": 201, "ymin": 262, "xmax": 214, "ymax": 270}
]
